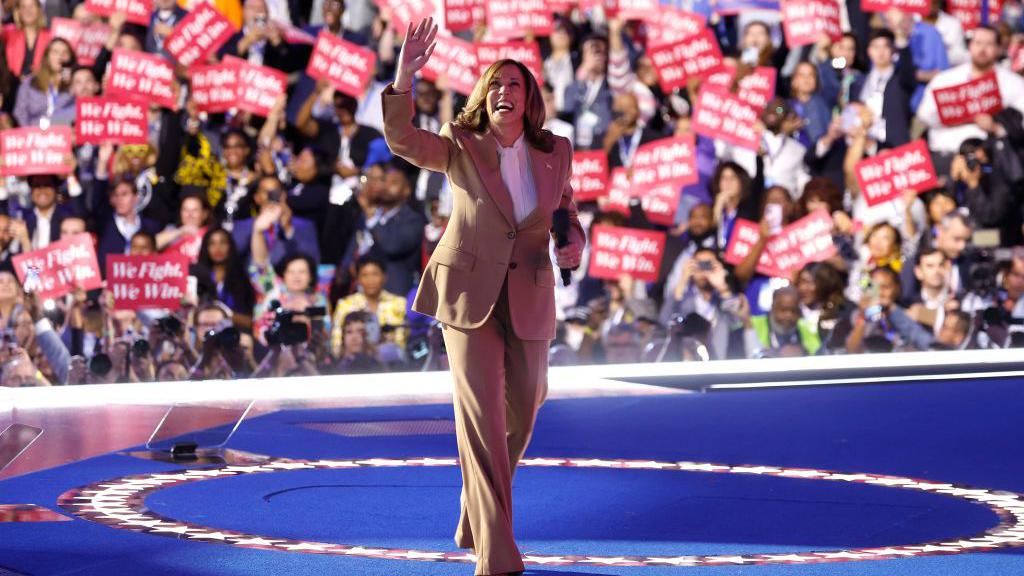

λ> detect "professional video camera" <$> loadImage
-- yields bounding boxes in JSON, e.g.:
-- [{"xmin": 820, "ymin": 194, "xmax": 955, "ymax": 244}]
[{"xmin": 265, "ymin": 302, "xmax": 327, "ymax": 346}]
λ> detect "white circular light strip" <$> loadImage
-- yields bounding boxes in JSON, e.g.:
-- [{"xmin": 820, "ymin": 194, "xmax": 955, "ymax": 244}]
[{"xmin": 58, "ymin": 457, "xmax": 1024, "ymax": 567}]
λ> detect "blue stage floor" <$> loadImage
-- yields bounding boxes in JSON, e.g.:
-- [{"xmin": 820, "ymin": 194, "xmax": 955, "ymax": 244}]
[{"xmin": 2, "ymin": 376, "xmax": 1024, "ymax": 575}]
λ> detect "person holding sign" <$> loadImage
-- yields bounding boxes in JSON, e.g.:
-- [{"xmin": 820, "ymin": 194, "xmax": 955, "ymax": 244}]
[{"xmin": 382, "ymin": 17, "xmax": 584, "ymax": 576}]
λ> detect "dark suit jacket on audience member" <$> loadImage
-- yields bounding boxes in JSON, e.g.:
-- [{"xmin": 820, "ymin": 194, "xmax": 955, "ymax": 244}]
[{"xmin": 231, "ymin": 215, "xmax": 321, "ymax": 269}]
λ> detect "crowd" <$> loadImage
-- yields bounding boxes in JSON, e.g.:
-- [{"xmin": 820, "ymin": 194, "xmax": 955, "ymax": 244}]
[{"xmin": 1, "ymin": 0, "xmax": 1024, "ymax": 386}]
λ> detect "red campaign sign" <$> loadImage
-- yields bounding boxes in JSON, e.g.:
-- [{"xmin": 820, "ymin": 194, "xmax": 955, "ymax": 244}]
[
  {"xmin": 419, "ymin": 33, "xmax": 479, "ymax": 96},
  {"xmin": 781, "ymin": 0, "xmax": 842, "ymax": 47},
  {"xmin": 767, "ymin": 210, "xmax": 837, "ymax": 276},
  {"xmin": 736, "ymin": 67, "xmax": 776, "ymax": 111},
  {"xmin": 378, "ymin": 0, "xmax": 436, "ymax": 33},
  {"xmin": 692, "ymin": 87, "xmax": 763, "ymax": 150},
  {"xmin": 854, "ymin": 140, "xmax": 938, "ymax": 207},
  {"xmin": 706, "ymin": 66, "xmax": 736, "ymax": 91},
  {"xmin": 84, "ymin": 0, "xmax": 152, "ymax": 25},
  {"xmin": 932, "ymin": 72, "xmax": 1002, "ymax": 126},
  {"xmin": 646, "ymin": 7, "xmax": 706, "ymax": 48},
  {"xmin": 632, "ymin": 134, "xmax": 698, "ymax": 192},
  {"xmin": 602, "ymin": 164, "xmax": 681, "ymax": 227},
  {"xmin": 51, "ymin": 18, "xmax": 110, "ymax": 66},
  {"xmin": 225, "ymin": 56, "xmax": 288, "ymax": 117},
  {"xmin": 860, "ymin": 0, "xmax": 930, "ymax": 15},
  {"xmin": 947, "ymin": 0, "xmax": 1001, "ymax": 30},
  {"xmin": 616, "ymin": 0, "xmax": 660, "ymax": 19},
  {"xmin": 106, "ymin": 50, "xmax": 178, "ymax": 110},
  {"xmin": 190, "ymin": 64, "xmax": 239, "ymax": 114},
  {"xmin": 1012, "ymin": 43, "xmax": 1024, "ymax": 74},
  {"xmin": 75, "ymin": 97, "xmax": 148, "ymax": 145},
  {"xmin": 570, "ymin": 151, "xmax": 608, "ymax": 203},
  {"xmin": 603, "ymin": 167, "xmax": 633, "ymax": 215},
  {"xmin": 106, "ymin": 254, "xmax": 190, "ymax": 310},
  {"xmin": 475, "ymin": 41, "xmax": 544, "ymax": 84},
  {"xmin": 0, "ymin": 127, "xmax": 72, "ymax": 177},
  {"xmin": 486, "ymin": 0, "xmax": 554, "ymax": 40},
  {"xmin": 12, "ymin": 234, "xmax": 102, "ymax": 300},
  {"xmin": 306, "ymin": 31, "xmax": 377, "ymax": 98},
  {"xmin": 164, "ymin": 3, "xmax": 237, "ymax": 67},
  {"xmin": 722, "ymin": 219, "xmax": 784, "ymax": 277},
  {"xmin": 648, "ymin": 29, "xmax": 723, "ymax": 92},
  {"xmin": 167, "ymin": 227, "xmax": 206, "ymax": 263},
  {"xmin": 444, "ymin": 0, "xmax": 485, "ymax": 32},
  {"xmin": 588, "ymin": 225, "xmax": 667, "ymax": 283}
]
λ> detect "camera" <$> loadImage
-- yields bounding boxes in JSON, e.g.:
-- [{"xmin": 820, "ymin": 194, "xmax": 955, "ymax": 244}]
[
  {"xmin": 265, "ymin": 304, "xmax": 326, "ymax": 346},
  {"xmin": 696, "ymin": 260, "xmax": 713, "ymax": 272},
  {"xmin": 156, "ymin": 315, "xmax": 183, "ymax": 336},
  {"xmin": 965, "ymin": 152, "xmax": 980, "ymax": 172},
  {"xmin": 204, "ymin": 326, "xmax": 241, "ymax": 350}
]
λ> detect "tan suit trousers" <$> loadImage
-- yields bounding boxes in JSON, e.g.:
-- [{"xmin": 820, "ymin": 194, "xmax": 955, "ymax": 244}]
[{"xmin": 442, "ymin": 278, "xmax": 549, "ymax": 576}]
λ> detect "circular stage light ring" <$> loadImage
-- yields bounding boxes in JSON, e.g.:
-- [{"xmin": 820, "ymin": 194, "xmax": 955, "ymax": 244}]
[{"xmin": 58, "ymin": 457, "xmax": 1024, "ymax": 567}]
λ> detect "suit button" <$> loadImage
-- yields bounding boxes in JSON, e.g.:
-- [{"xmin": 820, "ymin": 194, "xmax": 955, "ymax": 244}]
[
  {"xmin": 507, "ymin": 231, "xmax": 516, "ymax": 239},
  {"xmin": 509, "ymin": 262, "xmax": 518, "ymax": 270}
]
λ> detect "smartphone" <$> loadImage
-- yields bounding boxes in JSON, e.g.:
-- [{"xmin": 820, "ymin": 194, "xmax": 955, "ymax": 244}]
[
  {"xmin": 187, "ymin": 276, "xmax": 198, "ymax": 303},
  {"xmin": 840, "ymin": 105, "xmax": 862, "ymax": 134},
  {"xmin": 697, "ymin": 260, "xmax": 713, "ymax": 272},
  {"xmin": 741, "ymin": 46, "xmax": 760, "ymax": 66},
  {"xmin": 765, "ymin": 203, "xmax": 783, "ymax": 235}
]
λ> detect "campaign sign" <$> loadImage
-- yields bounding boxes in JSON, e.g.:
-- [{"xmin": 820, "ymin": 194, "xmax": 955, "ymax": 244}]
[
  {"xmin": 378, "ymin": 0, "xmax": 436, "ymax": 34},
  {"xmin": 444, "ymin": 0, "xmax": 485, "ymax": 32},
  {"xmin": 419, "ymin": 33, "xmax": 478, "ymax": 95},
  {"xmin": 306, "ymin": 31, "xmax": 377, "ymax": 98},
  {"xmin": 168, "ymin": 227, "xmax": 206, "ymax": 263},
  {"xmin": 933, "ymin": 72, "xmax": 1002, "ymax": 127},
  {"xmin": 722, "ymin": 219, "xmax": 782, "ymax": 277},
  {"xmin": 107, "ymin": 254, "xmax": 190, "ymax": 310},
  {"xmin": 485, "ymin": 0, "xmax": 553, "ymax": 39},
  {"xmin": 854, "ymin": 140, "xmax": 938, "ymax": 207},
  {"xmin": 646, "ymin": 7, "xmax": 706, "ymax": 48},
  {"xmin": 616, "ymin": 0, "xmax": 660, "ymax": 19},
  {"xmin": 781, "ymin": 0, "xmax": 842, "ymax": 47},
  {"xmin": 75, "ymin": 97, "xmax": 148, "ymax": 145},
  {"xmin": 860, "ymin": 0, "xmax": 930, "ymax": 15},
  {"xmin": 588, "ymin": 225, "xmax": 667, "ymax": 283},
  {"xmin": 604, "ymin": 167, "xmax": 633, "ymax": 214},
  {"xmin": 736, "ymin": 67, "xmax": 777, "ymax": 111},
  {"xmin": 0, "ymin": 127, "xmax": 72, "ymax": 177},
  {"xmin": 692, "ymin": 88, "xmax": 763, "ymax": 150},
  {"xmin": 51, "ymin": 18, "xmax": 110, "ymax": 66},
  {"xmin": 106, "ymin": 50, "xmax": 177, "ymax": 110},
  {"xmin": 946, "ymin": 0, "xmax": 1001, "ymax": 29},
  {"xmin": 475, "ymin": 41, "xmax": 543, "ymax": 84},
  {"xmin": 603, "ymin": 165, "xmax": 681, "ymax": 227},
  {"xmin": 570, "ymin": 150, "xmax": 609, "ymax": 203},
  {"xmin": 648, "ymin": 28, "xmax": 723, "ymax": 92},
  {"xmin": 190, "ymin": 64, "xmax": 239, "ymax": 113},
  {"xmin": 85, "ymin": 0, "xmax": 152, "ymax": 24},
  {"xmin": 164, "ymin": 3, "xmax": 236, "ymax": 67},
  {"xmin": 632, "ymin": 135, "xmax": 698, "ymax": 192},
  {"xmin": 12, "ymin": 234, "xmax": 102, "ymax": 300},
  {"xmin": 225, "ymin": 56, "xmax": 288, "ymax": 117},
  {"xmin": 765, "ymin": 209, "xmax": 836, "ymax": 275}
]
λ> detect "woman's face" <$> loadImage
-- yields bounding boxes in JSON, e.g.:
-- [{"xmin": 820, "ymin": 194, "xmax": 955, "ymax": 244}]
[
  {"xmin": 343, "ymin": 321, "xmax": 365, "ymax": 355},
  {"xmin": 0, "ymin": 273, "xmax": 18, "ymax": 302},
  {"xmin": 357, "ymin": 264, "xmax": 384, "ymax": 297},
  {"xmin": 180, "ymin": 197, "xmax": 205, "ymax": 228},
  {"xmin": 636, "ymin": 55, "xmax": 658, "ymax": 86},
  {"xmin": 283, "ymin": 259, "xmax": 311, "ymax": 293},
  {"xmin": 797, "ymin": 270, "xmax": 817, "ymax": 306},
  {"xmin": 791, "ymin": 63, "xmax": 817, "ymax": 97},
  {"xmin": 718, "ymin": 168, "xmax": 742, "ymax": 201},
  {"xmin": 206, "ymin": 231, "xmax": 230, "ymax": 264},
  {"xmin": 18, "ymin": 0, "xmax": 40, "ymax": 28},
  {"xmin": 222, "ymin": 135, "xmax": 249, "ymax": 170},
  {"xmin": 129, "ymin": 235, "xmax": 154, "ymax": 255},
  {"xmin": 805, "ymin": 194, "xmax": 829, "ymax": 215},
  {"xmin": 47, "ymin": 41, "xmax": 72, "ymax": 75},
  {"xmin": 485, "ymin": 64, "xmax": 527, "ymax": 131},
  {"xmin": 14, "ymin": 310, "xmax": 33, "ymax": 348},
  {"xmin": 868, "ymin": 226, "xmax": 897, "ymax": 259},
  {"xmin": 742, "ymin": 23, "xmax": 771, "ymax": 53},
  {"xmin": 928, "ymin": 194, "xmax": 956, "ymax": 224},
  {"xmin": 550, "ymin": 24, "xmax": 571, "ymax": 51}
]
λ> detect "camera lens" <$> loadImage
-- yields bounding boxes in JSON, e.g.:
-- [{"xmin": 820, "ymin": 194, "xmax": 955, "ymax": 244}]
[
  {"xmin": 89, "ymin": 353, "xmax": 112, "ymax": 376},
  {"xmin": 132, "ymin": 339, "xmax": 150, "ymax": 357}
]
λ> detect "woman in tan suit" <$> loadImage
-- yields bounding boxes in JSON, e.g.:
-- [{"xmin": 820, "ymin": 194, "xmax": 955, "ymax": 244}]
[{"xmin": 382, "ymin": 17, "xmax": 586, "ymax": 576}]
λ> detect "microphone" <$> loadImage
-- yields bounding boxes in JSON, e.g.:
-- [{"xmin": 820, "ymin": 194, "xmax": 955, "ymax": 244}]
[{"xmin": 552, "ymin": 208, "xmax": 574, "ymax": 287}]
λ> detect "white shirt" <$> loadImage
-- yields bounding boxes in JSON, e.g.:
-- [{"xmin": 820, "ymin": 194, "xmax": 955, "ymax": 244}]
[
  {"xmin": 114, "ymin": 214, "xmax": 141, "ymax": 250},
  {"xmin": 32, "ymin": 207, "xmax": 53, "ymax": 250},
  {"xmin": 497, "ymin": 133, "xmax": 538, "ymax": 225},
  {"xmin": 917, "ymin": 62, "xmax": 1024, "ymax": 153}
]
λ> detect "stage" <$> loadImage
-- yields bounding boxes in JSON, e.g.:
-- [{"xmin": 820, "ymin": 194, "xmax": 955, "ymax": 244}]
[{"xmin": 2, "ymin": 351, "xmax": 1024, "ymax": 575}]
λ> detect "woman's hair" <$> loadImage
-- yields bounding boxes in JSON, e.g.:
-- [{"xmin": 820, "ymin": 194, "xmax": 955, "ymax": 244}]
[
  {"xmin": 709, "ymin": 161, "xmax": 752, "ymax": 202},
  {"xmin": 179, "ymin": 192, "xmax": 212, "ymax": 227},
  {"xmin": 32, "ymin": 38, "xmax": 75, "ymax": 92},
  {"xmin": 340, "ymin": 309, "xmax": 377, "ymax": 357},
  {"xmin": 797, "ymin": 177, "xmax": 843, "ymax": 217},
  {"xmin": 803, "ymin": 261, "xmax": 848, "ymax": 314},
  {"xmin": 14, "ymin": 0, "xmax": 46, "ymax": 30},
  {"xmin": 196, "ymin": 226, "xmax": 254, "ymax": 311},
  {"xmin": 275, "ymin": 252, "xmax": 318, "ymax": 292},
  {"xmin": 452, "ymin": 59, "xmax": 554, "ymax": 153},
  {"xmin": 865, "ymin": 222, "xmax": 902, "ymax": 253}
]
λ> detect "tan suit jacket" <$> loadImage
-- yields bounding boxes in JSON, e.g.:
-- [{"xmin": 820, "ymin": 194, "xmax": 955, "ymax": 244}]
[{"xmin": 382, "ymin": 85, "xmax": 585, "ymax": 340}]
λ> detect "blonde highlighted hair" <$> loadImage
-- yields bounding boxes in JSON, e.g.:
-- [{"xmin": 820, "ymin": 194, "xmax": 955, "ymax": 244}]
[{"xmin": 452, "ymin": 59, "xmax": 554, "ymax": 153}]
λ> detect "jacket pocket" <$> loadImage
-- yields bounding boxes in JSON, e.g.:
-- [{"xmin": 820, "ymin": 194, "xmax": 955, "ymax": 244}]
[
  {"xmin": 535, "ymin": 267, "xmax": 556, "ymax": 287},
  {"xmin": 432, "ymin": 245, "xmax": 476, "ymax": 272}
]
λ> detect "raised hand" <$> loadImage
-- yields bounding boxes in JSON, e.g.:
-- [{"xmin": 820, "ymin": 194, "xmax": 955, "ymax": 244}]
[{"xmin": 394, "ymin": 17, "xmax": 438, "ymax": 92}]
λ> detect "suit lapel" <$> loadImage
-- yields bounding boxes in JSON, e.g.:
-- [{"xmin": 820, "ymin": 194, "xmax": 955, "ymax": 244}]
[{"xmin": 464, "ymin": 132, "xmax": 517, "ymax": 229}]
